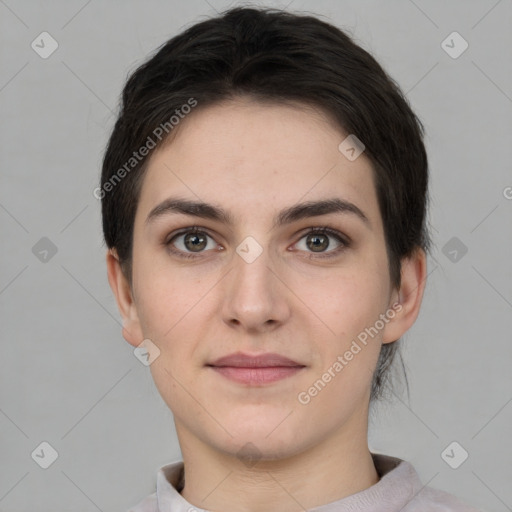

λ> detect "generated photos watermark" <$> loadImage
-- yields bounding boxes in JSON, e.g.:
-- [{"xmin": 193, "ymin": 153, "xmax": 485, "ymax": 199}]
[
  {"xmin": 297, "ymin": 302, "xmax": 402, "ymax": 405},
  {"xmin": 93, "ymin": 98, "xmax": 198, "ymax": 200}
]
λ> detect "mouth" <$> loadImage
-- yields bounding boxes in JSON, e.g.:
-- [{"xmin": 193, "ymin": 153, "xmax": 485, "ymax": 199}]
[{"xmin": 206, "ymin": 352, "xmax": 306, "ymax": 385}]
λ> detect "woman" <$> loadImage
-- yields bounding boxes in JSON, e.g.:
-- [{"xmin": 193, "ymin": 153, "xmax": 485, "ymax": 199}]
[{"xmin": 101, "ymin": 7, "xmax": 480, "ymax": 511}]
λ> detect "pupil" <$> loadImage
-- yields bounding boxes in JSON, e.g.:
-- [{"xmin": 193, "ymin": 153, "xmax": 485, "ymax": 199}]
[
  {"xmin": 308, "ymin": 234, "xmax": 328, "ymax": 252},
  {"xmin": 186, "ymin": 232, "xmax": 206, "ymax": 251}
]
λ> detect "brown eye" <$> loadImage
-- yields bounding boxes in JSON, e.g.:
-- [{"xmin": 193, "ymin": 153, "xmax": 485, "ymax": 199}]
[
  {"xmin": 166, "ymin": 227, "xmax": 218, "ymax": 258},
  {"xmin": 294, "ymin": 227, "xmax": 349, "ymax": 258},
  {"xmin": 183, "ymin": 231, "xmax": 208, "ymax": 252},
  {"xmin": 306, "ymin": 233, "xmax": 330, "ymax": 252}
]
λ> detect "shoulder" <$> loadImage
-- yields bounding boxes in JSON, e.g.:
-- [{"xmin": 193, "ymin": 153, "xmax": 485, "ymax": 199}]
[
  {"xmin": 125, "ymin": 460, "xmax": 185, "ymax": 512},
  {"xmin": 371, "ymin": 453, "xmax": 483, "ymax": 512},
  {"xmin": 402, "ymin": 479, "xmax": 484, "ymax": 511},
  {"xmin": 125, "ymin": 491, "xmax": 158, "ymax": 512}
]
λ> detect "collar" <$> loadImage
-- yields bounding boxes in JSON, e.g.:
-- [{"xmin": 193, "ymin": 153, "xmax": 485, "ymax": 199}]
[{"xmin": 153, "ymin": 452, "xmax": 423, "ymax": 512}]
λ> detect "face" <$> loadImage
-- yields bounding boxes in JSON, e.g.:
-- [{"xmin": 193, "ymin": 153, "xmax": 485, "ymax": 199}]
[{"xmin": 110, "ymin": 98, "xmax": 421, "ymax": 462}]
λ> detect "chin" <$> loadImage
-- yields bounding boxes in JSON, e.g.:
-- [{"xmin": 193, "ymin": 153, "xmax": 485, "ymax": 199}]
[{"xmin": 216, "ymin": 418, "xmax": 310, "ymax": 461}]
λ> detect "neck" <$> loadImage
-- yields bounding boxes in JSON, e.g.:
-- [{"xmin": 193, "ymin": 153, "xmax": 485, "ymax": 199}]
[{"xmin": 176, "ymin": 413, "xmax": 379, "ymax": 512}]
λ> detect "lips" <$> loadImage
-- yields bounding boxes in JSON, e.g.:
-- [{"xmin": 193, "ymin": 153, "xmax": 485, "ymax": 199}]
[{"xmin": 207, "ymin": 352, "xmax": 305, "ymax": 385}]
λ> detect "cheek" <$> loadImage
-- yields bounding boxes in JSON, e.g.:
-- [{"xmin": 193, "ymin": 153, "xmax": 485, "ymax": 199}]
[
  {"xmin": 132, "ymin": 259, "xmax": 224, "ymax": 386},
  {"xmin": 133, "ymin": 247, "xmax": 207, "ymax": 329},
  {"xmin": 302, "ymin": 265, "xmax": 388, "ymax": 338}
]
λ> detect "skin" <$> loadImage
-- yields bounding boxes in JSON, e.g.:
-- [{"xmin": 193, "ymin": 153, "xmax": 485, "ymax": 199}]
[{"xmin": 107, "ymin": 98, "xmax": 426, "ymax": 512}]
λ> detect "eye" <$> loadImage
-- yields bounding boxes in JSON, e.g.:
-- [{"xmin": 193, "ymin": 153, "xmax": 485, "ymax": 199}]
[
  {"xmin": 165, "ymin": 227, "xmax": 220, "ymax": 259},
  {"xmin": 294, "ymin": 227, "xmax": 349, "ymax": 258},
  {"xmin": 164, "ymin": 225, "xmax": 350, "ymax": 260}
]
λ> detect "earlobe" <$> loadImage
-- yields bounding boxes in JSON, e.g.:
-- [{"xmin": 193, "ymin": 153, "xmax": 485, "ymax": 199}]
[
  {"xmin": 106, "ymin": 249, "xmax": 144, "ymax": 347},
  {"xmin": 382, "ymin": 248, "xmax": 427, "ymax": 344}
]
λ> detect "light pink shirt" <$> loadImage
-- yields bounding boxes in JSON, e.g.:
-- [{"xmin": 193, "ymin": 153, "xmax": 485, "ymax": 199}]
[{"xmin": 127, "ymin": 452, "xmax": 483, "ymax": 511}]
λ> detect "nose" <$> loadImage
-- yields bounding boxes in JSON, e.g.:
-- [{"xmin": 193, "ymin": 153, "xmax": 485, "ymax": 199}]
[{"xmin": 221, "ymin": 244, "xmax": 291, "ymax": 334}]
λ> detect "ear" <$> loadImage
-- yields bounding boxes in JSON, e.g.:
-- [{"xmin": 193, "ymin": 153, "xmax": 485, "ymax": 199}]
[
  {"xmin": 106, "ymin": 249, "xmax": 144, "ymax": 348},
  {"xmin": 382, "ymin": 248, "xmax": 427, "ymax": 344}
]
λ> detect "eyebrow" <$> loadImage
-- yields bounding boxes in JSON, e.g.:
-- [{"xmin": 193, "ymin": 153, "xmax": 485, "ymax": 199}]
[{"xmin": 145, "ymin": 196, "xmax": 370, "ymax": 229}]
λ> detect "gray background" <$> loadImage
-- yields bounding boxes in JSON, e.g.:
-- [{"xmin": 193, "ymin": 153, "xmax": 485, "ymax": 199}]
[{"xmin": 1, "ymin": 0, "xmax": 511, "ymax": 511}]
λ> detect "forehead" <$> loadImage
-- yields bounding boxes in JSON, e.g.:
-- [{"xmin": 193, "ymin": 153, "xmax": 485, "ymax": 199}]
[{"xmin": 136, "ymin": 99, "xmax": 381, "ymax": 228}]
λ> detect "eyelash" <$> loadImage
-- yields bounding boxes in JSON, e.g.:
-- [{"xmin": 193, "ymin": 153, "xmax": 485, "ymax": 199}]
[{"xmin": 163, "ymin": 225, "xmax": 351, "ymax": 260}]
